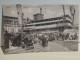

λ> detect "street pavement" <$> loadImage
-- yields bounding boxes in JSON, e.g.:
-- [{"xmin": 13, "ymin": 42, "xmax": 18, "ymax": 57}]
[{"xmin": 4, "ymin": 41, "xmax": 71, "ymax": 54}]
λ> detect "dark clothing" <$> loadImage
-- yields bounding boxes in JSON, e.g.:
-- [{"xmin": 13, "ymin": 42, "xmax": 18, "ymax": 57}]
[
  {"xmin": 65, "ymin": 34, "xmax": 69, "ymax": 40},
  {"xmin": 23, "ymin": 38, "xmax": 34, "ymax": 50},
  {"xmin": 23, "ymin": 38, "xmax": 33, "ymax": 46},
  {"xmin": 26, "ymin": 39, "xmax": 33, "ymax": 46},
  {"xmin": 12, "ymin": 34, "xmax": 21, "ymax": 46},
  {"xmin": 4, "ymin": 31, "xmax": 11, "ymax": 49},
  {"xmin": 49, "ymin": 35, "xmax": 55, "ymax": 41},
  {"xmin": 42, "ymin": 37, "xmax": 48, "ymax": 47}
]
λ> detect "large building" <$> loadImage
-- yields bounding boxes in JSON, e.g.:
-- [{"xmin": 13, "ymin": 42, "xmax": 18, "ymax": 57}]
[
  {"xmin": 3, "ymin": 16, "xmax": 27, "ymax": 33},
  {"xmin": 3, "ymin": 15, "xmax": 73, "ymax": 34},
  {"xmin": 3, "ymin": 6, "xmax": 73, "ymax": 34},
  {"xmin": 23, "ymin": 15, "xmax": 72, "ymax": 34}
]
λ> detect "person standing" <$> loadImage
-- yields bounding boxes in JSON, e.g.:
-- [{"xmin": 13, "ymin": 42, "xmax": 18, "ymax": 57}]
[
  {"xmin": 41, "ymin": 34, "xmax": 48, "ymax": 47},
  {"xmin": 4, "ymin": 31, "xmax": 10, "ymax": 49}
]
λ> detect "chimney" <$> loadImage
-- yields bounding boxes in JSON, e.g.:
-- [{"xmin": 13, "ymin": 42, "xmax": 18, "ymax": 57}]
[
  {"xmin": 40, "ymin": 8, "xmax": 42, "ymax": 14},
  {"xmin": 62, "ymin": 5, "xmax": 65, "ymax": 16}
]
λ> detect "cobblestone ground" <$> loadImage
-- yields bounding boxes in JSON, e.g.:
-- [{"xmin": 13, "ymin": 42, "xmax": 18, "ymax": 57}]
[{"xmin": 5, "ymin": 41, "xmax": 71, "ymax": 54}]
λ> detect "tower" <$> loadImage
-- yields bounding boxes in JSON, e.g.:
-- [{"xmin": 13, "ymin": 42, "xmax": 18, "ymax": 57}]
[
  {"xmin": 33, "ymin": 8, "xmax": 44, "ymax": 20},
  {"xmin": 16, "ymin": 4, "xmax": 23, "ymax": 25},
  {"xmin": 40, "ymin": 8, "xmax": 42, "ymax": 14}
]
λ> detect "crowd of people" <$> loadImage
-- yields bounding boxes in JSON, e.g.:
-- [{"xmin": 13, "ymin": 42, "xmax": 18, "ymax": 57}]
[
  {"xmin": 4, "ymin": 30, "xmax": 78, "ymax": 50},
  {"xmin": 35, "ymin": 32, "xmax": 78, "ymax": 42}
]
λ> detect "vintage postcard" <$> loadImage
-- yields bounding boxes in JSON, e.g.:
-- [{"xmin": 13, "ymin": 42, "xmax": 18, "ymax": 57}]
[{"xmin": 3, "ymin": 4, "xmax": 79, "ymax": 54}]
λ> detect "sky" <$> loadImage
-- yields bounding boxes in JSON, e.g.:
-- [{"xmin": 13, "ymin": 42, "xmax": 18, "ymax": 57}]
[{"xmin": 3, "ymin": 5, "xmax": 79, "ymax": 25}]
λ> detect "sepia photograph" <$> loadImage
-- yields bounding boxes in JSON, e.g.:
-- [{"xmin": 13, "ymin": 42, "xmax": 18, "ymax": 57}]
[{"xmin": 3, "ymin": 4, "xmax": 79, "ymax": 54}]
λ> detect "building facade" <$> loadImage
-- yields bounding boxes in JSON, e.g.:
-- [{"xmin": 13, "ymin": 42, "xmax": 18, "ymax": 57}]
[
  {"xmin": 24, "ymin": 15, "xmax": 72, "ymax": 34},
  {"xmin": 3, "ymin": 14, "xmax": 73, "ymax": 34},
  {"xmin": 3, "ymin": 16, "xmax": 27, "ymax": 34}
]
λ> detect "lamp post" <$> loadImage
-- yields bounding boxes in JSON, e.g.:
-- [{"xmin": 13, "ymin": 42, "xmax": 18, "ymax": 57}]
[
  {"xmin": 70, "ymin": 5, "xmax": 75, "ymax": 28},
  {"xmin": 16, "ymin": 4, "xmax": 24, "ymax": 46},
  {"xmin": 58, "ymin": 5, "xmax": 65, "ymax": 32},
  {"xmin": 21, "ymin": 13, "xmax": 24, "ymax": 41}
]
